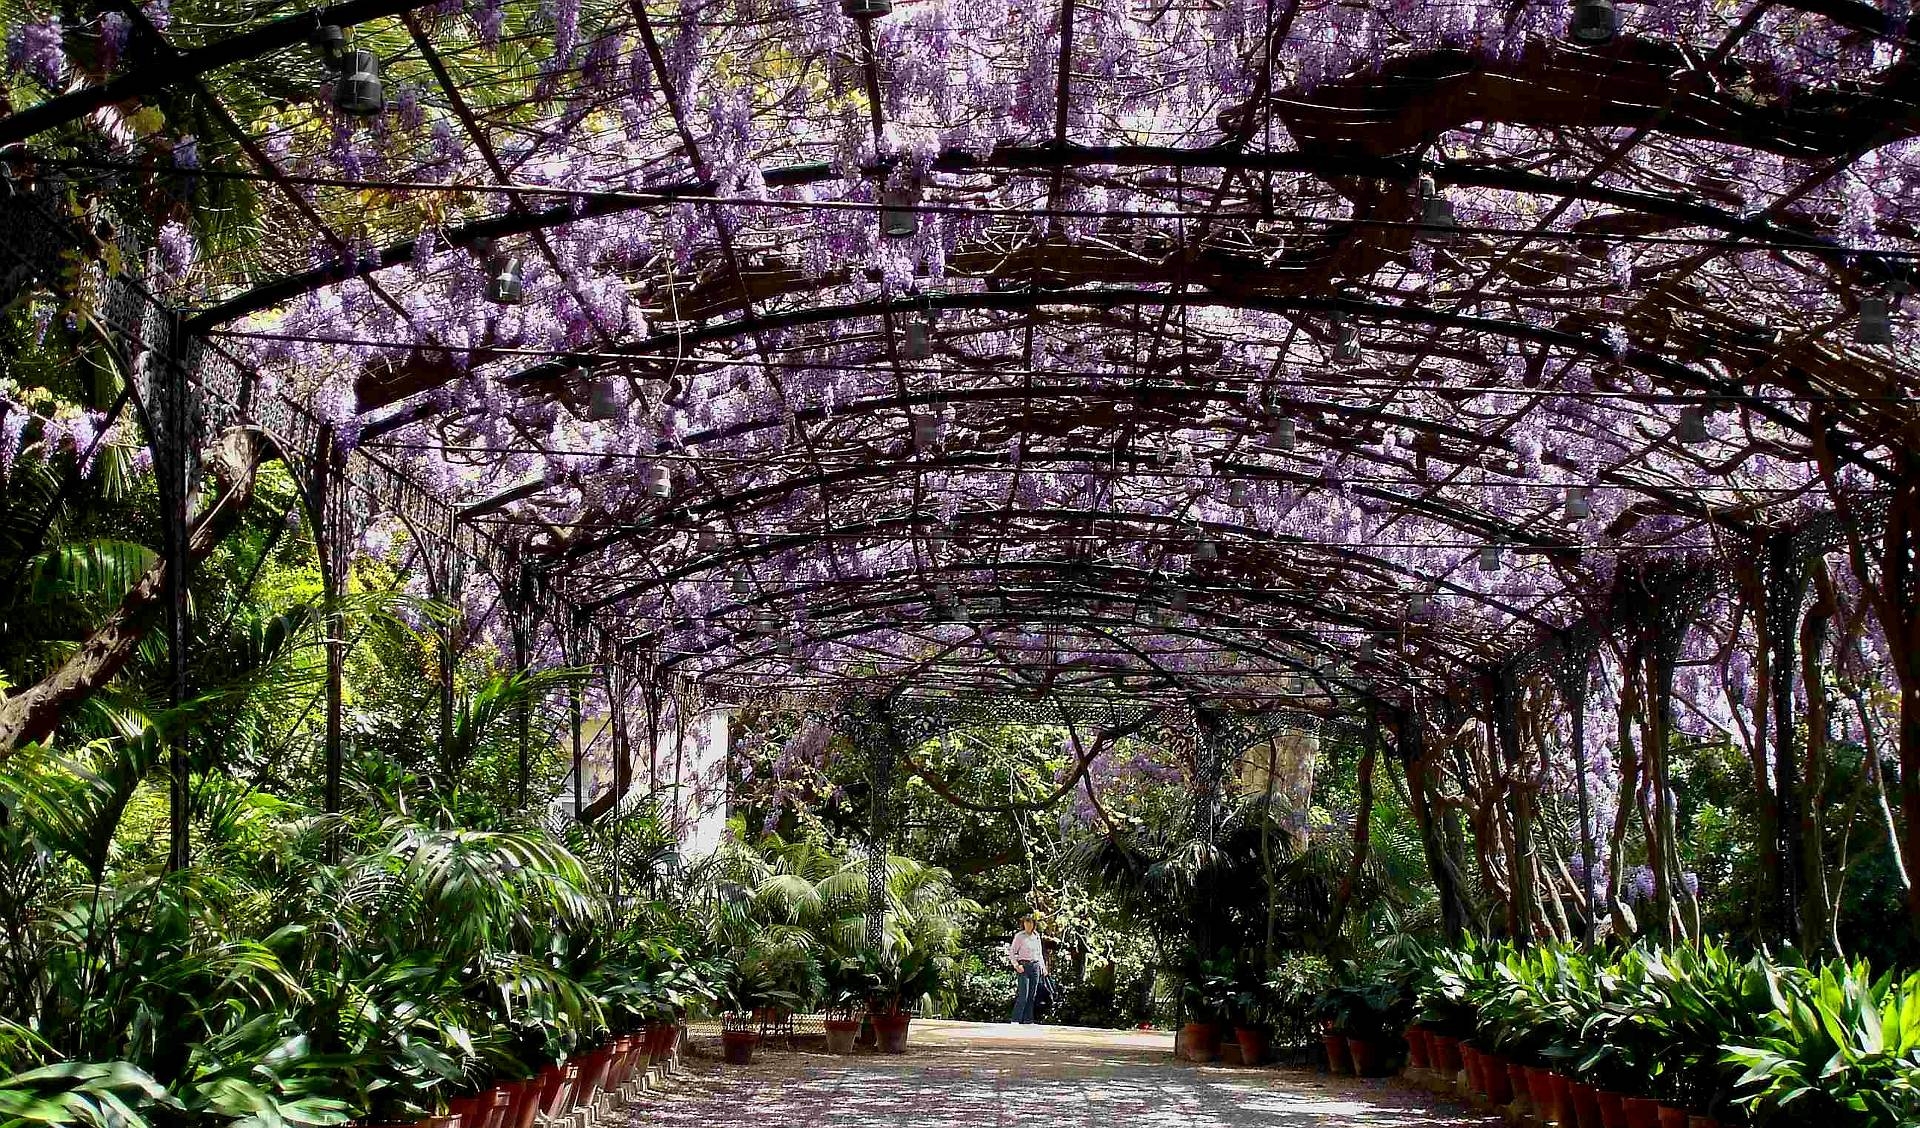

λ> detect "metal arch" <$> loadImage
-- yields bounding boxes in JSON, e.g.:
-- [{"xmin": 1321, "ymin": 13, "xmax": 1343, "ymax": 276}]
[{"xmin": 172, "ymin": 145, "xmax": 1880, "ymax": 334}]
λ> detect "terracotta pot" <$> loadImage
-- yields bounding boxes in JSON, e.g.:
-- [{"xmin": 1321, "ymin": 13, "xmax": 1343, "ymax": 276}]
[
  {"xmin": 1431, "ymin": 1034, "xmax": 1462, "ymax": 1073},
  {"xmin": 1622, "ymin": 1097, "xmax": 1662, "ymax": 1128},
  {"xmin": 482, "ymin": 1087, "xmax": 513, "ymax": 1128},
  {"xmin": 1460, "ymin": 1045, "xmax": 1482, "ymax": 1093},
  {"xmin": 1181, "ymin": 1022, "xmax": 1222, "ymax": 1062},
  {"xmin": 1525, "ymin": 1067, "xmax": 1557, "ymax": 1120},
  {"xmin": 505, "ymin": 1080, "xmax": 541, "ymax": 1128},
  {"xmin": 1482, "ymin": 1055, "xmax": 1513, "ymax": 1104},
  {"xmin": 534, "ymin": 1065, "xmax": 569, "ymax": 1118},
  {"xmin": 1497, "ymin": 1058, "xmax": 1528, "ymax": 1104},
  {"xmin": 1656, "ymin": 1108, "xmax": 1688, "ymax": 1128},
  {"xmin": 1549, "ymin": 1073, "xmax": 1573, "ymax": 1121},
  {"xmin": 1218, "ymin": 1038, "xmax": 1243, "ymax": 1066},
  {"xmin": 1347, "ymin": 1037, "xmax": 1384, "ymax": 1077},
  {"xmin": 1232, "ymin": 1026, "xmax": 1269, "ymax": 1067},
  {"xmin": 1686, "ymin": 1118, "xmax": 1722, "ymax": 1128},
  {"xmin": 377, "ymin": 1117, "xmax": 459, "ymax": 1128},
  {"xmin": 1321, "ymin": 1032, "xmax": 1348, "ymax": 1074},
  {"xmin": 1570, "ymin": 1081, "xmax": 1602, "ymax": 1128},
  {"xmin": 1404, "ymin": 1026, "xmax": 1430, "ymax": 1069},
  {"xmin": 1595, "ymin": 1090, "xmax": 1628, "ymax": 1128},
  {"xmin": 575, "ymin": 1045, "xmax": 616, "ymax": 1103},
  {"xmin": 872, "ymin": 1012, "xmax": 911, "ymax": 1054},
  {"xmin": 446, "ymin": 1094, "xmax": 488, "ymax": 1128},
  {"xmin": 823, "ymin": 1018, "xmax": 860, "ymax": 1055},
  {"xmin": 720, "ymin": 1029, "xmax": 758, "ymax": 1066},
  {"xmin": 645, "ymin": 1021, "xmax": 677, "ymax": 1063}
]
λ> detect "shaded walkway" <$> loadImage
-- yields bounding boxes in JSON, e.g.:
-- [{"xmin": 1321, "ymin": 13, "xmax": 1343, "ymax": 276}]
[{"xmin": 635, "ymin": 1020, "xmax": 1497, "ymax": 1127}]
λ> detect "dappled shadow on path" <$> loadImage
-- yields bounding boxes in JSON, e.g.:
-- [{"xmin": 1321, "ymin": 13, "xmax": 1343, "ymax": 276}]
[{"xmin": 621, "ymin": 1022, "xmax": 1500, "ymax": 1127}]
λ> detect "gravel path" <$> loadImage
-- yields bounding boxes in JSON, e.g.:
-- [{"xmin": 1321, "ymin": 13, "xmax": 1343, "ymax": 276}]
[{"xmin": 620, "ymin": 1020, "xmax": 1502, "ymax": 1127}]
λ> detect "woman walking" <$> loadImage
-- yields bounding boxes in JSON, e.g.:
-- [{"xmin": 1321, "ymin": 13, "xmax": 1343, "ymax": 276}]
[{"xmin": 1006, "ymin": 916, "xmax": 1046, "ymax": 1024}]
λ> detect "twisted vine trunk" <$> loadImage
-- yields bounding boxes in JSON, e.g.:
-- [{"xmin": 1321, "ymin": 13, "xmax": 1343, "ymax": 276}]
[{"xmin": 0, "ymin": 427, "xmax": 269, "ymax": 757}]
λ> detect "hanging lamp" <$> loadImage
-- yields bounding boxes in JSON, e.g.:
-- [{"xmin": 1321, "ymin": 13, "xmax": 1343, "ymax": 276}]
[
  {"xmin": 842, "ymin": 0, "xmax": 892, "ymax": 17},
  {"xmin": 913, "ymin": 414, "xmax": 942, "ymax": 453},
  {"xmin": 1228, "ymin": 479, "xmax": 1249, "ymax": 507},
  {"xmin": 903, "ymin": 313, "xmax": 932, "ymax": 360},
  {"xmin": 333, "ymin": 48, "xmax": 384, "ymax": 116},
  {"xmin": 1334, "ymin": 320, "xmax": 1362, "ymax": 365},
  {"xmin": 1417, "ymin": 174, "xmax": 1458, "ymax": 242},
  {"xmin": 1569, "ymin": 0, "xmax": 1618, "ymax": 43},
  {"xmin": 879, "ymin": 183, "xmax": 919, "ymax": 239},
  {"xmin": 486, "ymin": 252, "xmax": 525, "ymax": 305},
  {"xmin": 1677, "ymin": 405, "xmax": 1708, "ymax": 444},
  {"xmin": 584, "ymin": 370, "xmax": 623, "ymax": 422},
  {"xmin": 646, "ymin": 463, "xmax": 672, "ymax": 498},
  {"xmin": 1479, "ymin": 545, "xmax": 1502, "ymax": 572},
  {"xmin": 1267, "ymin": 416, "xmax": 1297, "ymax": 452},
  {"xmin": 1857, "ymin": 293, "xmax": 1895, "ymax": 346},
  {"xmin": 1564, "ymin": 486, "xmax": 1591, "ymax": 519}
]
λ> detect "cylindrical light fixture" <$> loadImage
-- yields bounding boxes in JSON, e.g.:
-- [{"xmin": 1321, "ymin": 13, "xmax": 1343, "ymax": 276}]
[
  {"xmin": 1479, "ymin": 545, "xmax": 1502, "ymax": 572},
  {"xmin": 585, "ymin": 370, "xmax": 624, "ymax": 422},
  {"xmin": 1857, "ymin": 293, "xmax": 1895, "ymax": 346},
  {"xmin": 1267, "ymin": 417, "xmax": 1297, "ymax": 452},
  {"xmin": 903, "ymin": 314, "xmax": 932, "ymax": 360},
  {"xmin": 1564, "ymin": 486, "xmax": 1591, "ymax": 519},
  {"xmin": 486, "ymin": 253, "xmax": 525, "ymax": 305},
  {"xmin": 646, "ymin": 463, "xmax": 672, "ymax": 498},
  {"xmin": 912, "ymin": 414, "xmax": 942, "ymax": 453},
  {"xmin": 1677, "ymin": 405, "xmax": 1709, "ymax": 444},
  {"xmin": 1569, "ymin": 0, "xmax": 1618, "ymax": 43},
  {"xmin": 333, "ymin": 48, "xmax": 385, "ymax": 116},
  {"xmin": 1417, "ymin": 174, "xmax": 1458, "ymax": 242},
  {"xmin": 879, "ymin": 184, "xmax": 918, "ymax": 238}
]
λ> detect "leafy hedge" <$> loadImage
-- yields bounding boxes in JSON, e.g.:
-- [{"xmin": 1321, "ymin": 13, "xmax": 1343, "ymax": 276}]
[{"xmin": 1398, "ymin": 940, "xmax": 1920, "ymax": 1125}]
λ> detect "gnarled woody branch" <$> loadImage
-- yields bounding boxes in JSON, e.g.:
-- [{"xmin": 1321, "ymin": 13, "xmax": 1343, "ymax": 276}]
[{"xmin": 0, "ymin": 426, "xmax": 272, "ymax": 757}]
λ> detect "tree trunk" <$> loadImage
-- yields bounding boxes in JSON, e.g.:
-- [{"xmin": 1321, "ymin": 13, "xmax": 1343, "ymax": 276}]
[
  {"xmin": 0, "ymin": 427, "xmax": 270, "ymax": 756},
  {"xmin": 1399, "ymin": 712, "xmax": 1469, "ymax": 940},
  {"xmin": 1326, "ymin": 728, "xmax": 1377, "ymax": 941},
  {"xmin": 1799, "ymin": 559, "xmax": 1837, "ymax": 955}
]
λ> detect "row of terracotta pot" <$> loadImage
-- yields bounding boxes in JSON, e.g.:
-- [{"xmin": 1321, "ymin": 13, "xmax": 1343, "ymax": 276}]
[
  {"xmin": 1177, "ymin": 1023, "xmax": 1271, "ymax": 1066},
  {"xmin": 1405, "ymin": 1026, "xmax": 1726, "ymax": 1128},
  {"xmin": 384, "ymin": 1022, "xmax": 683, "ymax": 1128},
  {"xmin": 1319, "ymin": 1032, "xmax": 1390, "ymax": 1076},
  {"xmin": 725, "ymin": 1013, "xmax": 914, "ymax": 1066}
]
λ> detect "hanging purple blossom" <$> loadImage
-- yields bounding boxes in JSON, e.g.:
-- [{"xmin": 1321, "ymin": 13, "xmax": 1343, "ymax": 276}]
[
  {"xmin": 0, "ymin": 409, "xmax": 27, "ymax": 479},
  {"xmin": 157, "ymin": 221, "xmax": 195, "ymax": 282},
  {"xmin": 5, "ymin": 18, "xmax": 63, "ymax": 85}
]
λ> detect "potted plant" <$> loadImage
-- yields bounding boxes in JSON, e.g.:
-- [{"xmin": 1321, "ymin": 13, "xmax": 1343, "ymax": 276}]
[
  {"xmin": 1227, "ymin": 971, "xmax": 1273, "ymax": 1067},
  {"xmin": 867, "ymin": 946, "xmax": 943, "ymax": 1054},
  {"xmin": 715, "ymin": 944, "xmax": 806, "ymax": 1067},
  {"xmin": 1313, "ymin": 975, "xmax": 1411, "ymax": 1078},
  {"xmin": 1177, "ymin": 952, "xmax": 1236, "ymax": 1063},
  {"xmin": 822, "ymin": 951, "xmax": 882, "ymax": 1055}
]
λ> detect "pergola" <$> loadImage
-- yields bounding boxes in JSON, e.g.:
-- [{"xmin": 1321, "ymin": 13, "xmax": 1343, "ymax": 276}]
[{"xmin": 3, "ymin": 0, "xmax": 1917, "ymax": 942}]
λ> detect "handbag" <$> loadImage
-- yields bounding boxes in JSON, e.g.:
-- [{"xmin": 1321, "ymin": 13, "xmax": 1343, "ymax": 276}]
[{"xmin": 1035, "ymin": 973, "xmax": 1058, "ymax": 1012}]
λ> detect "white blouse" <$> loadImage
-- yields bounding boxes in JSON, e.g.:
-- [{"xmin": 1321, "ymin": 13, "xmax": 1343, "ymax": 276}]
[{"xmin": 1008, "ymin": 930, "xmax": 1046, "ymax": 971}]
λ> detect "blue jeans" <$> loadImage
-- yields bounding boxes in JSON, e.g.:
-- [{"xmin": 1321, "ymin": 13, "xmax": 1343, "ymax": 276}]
[{"xmin": 1011, "ymin": 961, "xmax": 1041, "ymax": 1023}]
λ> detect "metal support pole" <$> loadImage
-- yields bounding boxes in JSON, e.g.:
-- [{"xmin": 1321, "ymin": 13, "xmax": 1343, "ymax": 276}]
[
  {"xmin": 161, "ymin": 316, "xmax": 192, "ymax": 872},
  {"xmin": 316, "ymin": 426, "xmax": 347, "ymax": 823}
]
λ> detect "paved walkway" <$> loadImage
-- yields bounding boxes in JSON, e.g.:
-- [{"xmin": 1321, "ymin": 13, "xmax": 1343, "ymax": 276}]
[{"xmin": 634, "ymin": 1020, "xmax": 1498, "ymax": 1127}]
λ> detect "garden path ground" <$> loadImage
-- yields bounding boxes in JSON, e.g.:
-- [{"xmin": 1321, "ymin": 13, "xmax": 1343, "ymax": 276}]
[{"xmin": 631, "ymin": 1020, "xmax": 1499, "ymax": 1127}]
